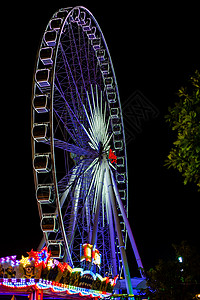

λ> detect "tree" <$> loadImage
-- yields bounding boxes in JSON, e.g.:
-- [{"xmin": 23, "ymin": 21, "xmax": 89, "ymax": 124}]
[
  {"xmin": 144, "ymin": 242, "xmax": 200, "ymax": 300},
  {"xmin": 165, "ymin": 70, "xmax": 200, "ymax": 191},
  {"xmin": 173, "ymin": 241, "xmax": 200, "ymax": 286},
  {"xmin": 145, "ymin": 258, "xmax": 181, "ymax": 300}
]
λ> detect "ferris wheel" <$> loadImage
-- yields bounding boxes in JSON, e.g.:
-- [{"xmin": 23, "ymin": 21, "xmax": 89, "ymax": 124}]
[{"xmin": 31, "ymin": 6, "xmax": 144, "ymax": 293}]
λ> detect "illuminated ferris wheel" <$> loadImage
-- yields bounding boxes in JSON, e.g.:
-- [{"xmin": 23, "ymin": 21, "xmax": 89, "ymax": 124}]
[{"xmin": 31, "ymin": 6, "xmax": 143, "ymax": 293}]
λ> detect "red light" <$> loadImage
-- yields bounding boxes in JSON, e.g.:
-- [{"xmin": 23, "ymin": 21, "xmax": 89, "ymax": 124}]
[{"xmin": 108, "ymin": 149, "xmax": 117, "ymax": 164}]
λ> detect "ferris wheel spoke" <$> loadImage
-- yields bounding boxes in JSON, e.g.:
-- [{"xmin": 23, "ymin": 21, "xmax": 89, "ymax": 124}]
[
  {"xmin": 53, "ymin": 108, "xmax": 83, "ymax": 147},
  {"xmin": 62, "ymin": 160, "xmax": 100, "ymax": 247},
  {"xmin": 59, "ymin": 42, "xmax": 82, "ymax": 101},
  {"xmin": 58, "ymin": 163, "xmax": 83, "ymax": 207},
  {"xmin": 77, "ymin": 162, "xmax": 99, "ymax": 241},
  {"xmin": 59, "ymin": 23, "xmax": 101, "ymax": 131},
  {"xmin": 54, "ymin": 80, "xmax": 86, "ymax": 146},
  {"xmin": 59, "ymin": 42, "xmax": 87, "ymax": 111},
  {"xmin": 82, "ymin": 27, "xmax": 92, "ymax": 89},
  {"xmin": 54, "ymin": 75, "xmax": 81, "ymax": 126},
  {"xmin": 58, "ymin": 157, "xmax": 98, "ymax": 205},
  {"xmin": 65, "ymin": 168, "xmax": 93, "ymax": 248},
  {"xmin": 54, "ymin": 138, "xmax": 94, "ymax": 157},
  {"xmin": 56, "ymin": 43, "xmax": 91, "ymax": 148},
  {"xmin": 68, "ymin": 21, "xmax": 89, "ymax": 94},
  {"xmin": 84, "ymin": 162, "xmax": 99, "ymax": 204},
  {"xmin": 80, "ymin": 87, "xmax": 111, "ymax": 152},
  {"xmin": 66, "ymin": 177, "xmax": 82, "ymax": 244}
]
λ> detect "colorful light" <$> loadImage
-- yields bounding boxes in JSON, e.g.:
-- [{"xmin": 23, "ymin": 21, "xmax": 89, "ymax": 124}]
[
  {"xmin": 53, "ymin": 260, "xmax": 72, "ymax": 273},
  {"xmin": 27, "ymin": 247, "xmax": 51, "ymax": 268},
  {"xmin": 81, "ymin": 244, "xmax": 101, "ymax": 267},
  {"xmin": 35, "ymin": 247, "xmax": 51, "ymax": 268},
  {"xmin": 0, "ymin": 278, "xmax": 111, "ymax": 298},
  {"xmin": 0, "ymin": 247, "xmax": 117, "ymax": 297},
  {"xmin": 81, "ymin": 244, "xmax": 93, "ymax": 262},
  {"xmin": 92, "ymin": 248, "xmax": 101, "ymax": 267},
  {"xmin": 0, "ymin": 256, "xmax": 20, "ymax": 267}
]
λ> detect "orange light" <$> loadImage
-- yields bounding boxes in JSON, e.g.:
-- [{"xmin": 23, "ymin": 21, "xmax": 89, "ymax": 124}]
[
  {"xmin": 93, "ymin": 249, "xmax": 101, "ymax": 266},
  {"xmin": 81, "ymin": 244, "xmax": 93, "ymax": 262}
]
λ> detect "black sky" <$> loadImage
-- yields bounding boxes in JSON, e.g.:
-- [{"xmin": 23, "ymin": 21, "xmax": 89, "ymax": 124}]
[{"xmin": 0, "ymin": 1, "xmax": 199, "ymax": 276}]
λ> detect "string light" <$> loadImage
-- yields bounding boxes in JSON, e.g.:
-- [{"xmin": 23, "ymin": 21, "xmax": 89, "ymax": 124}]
[
  {"xmin": 0, "ymin": 278, "xmax": 110, "ymax": 298},
  {"xmin": 0, "ymin": 256, "xmax": 20, "ymax": 267}
]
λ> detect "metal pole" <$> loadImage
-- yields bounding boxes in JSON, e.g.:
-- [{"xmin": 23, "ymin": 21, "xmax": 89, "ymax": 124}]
[
  {"xmin": 91, "ymin": 161, "xmax": 106, "ymax": 245},
  {"xmin": 88, "ymin": 160, "xmax": 106, "ymax": 271},
  {"xmin": 105, "ymin": 165, "xmax": 134, "ymax": 296},
  {"xmin": 106, "ymin": 185, "xmax": 118, "ymax": 276},
  {"xmin": 109, "ymin": 168, "xmax": 144, "ymax": 278}
]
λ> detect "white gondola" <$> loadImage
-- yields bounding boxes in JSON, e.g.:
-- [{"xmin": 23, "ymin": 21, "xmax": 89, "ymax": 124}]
[
  {"xmin": 35, "ymin": 69, "xmax": 51, "ymax": 88},
  {"xmin": 96, "ymin": 49, "xmax": 105, "ymax": 61},
  {"xmin": 82, "ymin": 18, "xmax": 91, "ymax": 31},
  {"xmin": 32, "ymin": 123, "xmax": 49, "ymax": 142},
  {"xmin": 116, "ymin": 173, "xmax": 125, "ymax": 184},
  {"xmin": 48, "ymin": 241, "xmax": 64, "ymax": 259},
  {"xmin": 104, "ymin": 77, "xmax": 113, "ymax": 88},
  {"xmin": 116, "ymin": 156, "xmax": 125, "ymax": 167},
  {"xmin": 34, "ymin": 154, "xmax": 51, "ymax": 173},
  {"xmin": 37, "ymin": 185, "xmax": 54, "ymax": 204},
  {"xmin": 44, "ymin": 30, "xmax": 57, "ymax": 47},
  {"xmin": 87, "ymin": 27, "xmax": 96, "ymax": 39},
  {"xmin": 33, "ymin": 95, "xmax": 50, "ymax": 113},
  {"xmin": 118, "ymin": 189, "xmax": 126, "ymax": 202},
  {"xmin": 107, "ymin": 89, "xmax": 116, "ymax": 103},
  {"xmin": 41, "ymin": 214, "xmax": 59, "ymax": 233},
  {"xmin": 92, "ymin": 38, "xmax": 101, "ymax": 50},
  {"xmin": 110, "ymin": 107, "xmax": 119, "ymax": 119},
  {"xmin": 114, "ymin": 140, "xmax": 123, "ymax": 150},
  {"xmin": 50, "ymin": 18, "xmax": 62, "ymax": 30},
  {"xmin": 112, "ymin": 123, "xmax": 121, "ymax": 135},
  {"xmin": 100, "ymin": 62, "xmax": 110, "ymax": 75},
  {"xmin": 40, "ymin": 47, "xmax": 53, "ymax": 65}
]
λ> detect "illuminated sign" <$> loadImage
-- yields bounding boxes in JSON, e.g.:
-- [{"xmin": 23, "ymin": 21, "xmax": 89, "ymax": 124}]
[
  {"xmin": 80, "ymin": 244, "xmax": 101, "ymax": 267},
  {"xmin": 92, "ymin": 248, "xmax": 101, "ymax": 266},
  {"xmin": 81, "ymin": 244, "xmax": 93, "ymax": 262}
]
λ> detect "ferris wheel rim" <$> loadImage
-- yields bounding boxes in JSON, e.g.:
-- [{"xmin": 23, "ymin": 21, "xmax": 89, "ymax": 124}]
[{"xmin": 31, "ymin": 6, "xmax": 129, "ymax": 274}]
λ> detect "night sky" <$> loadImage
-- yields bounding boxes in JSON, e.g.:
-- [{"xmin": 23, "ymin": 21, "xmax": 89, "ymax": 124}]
[{"xmin": 1, "ymin": 1, "xmax": 199, "ymax": 277}]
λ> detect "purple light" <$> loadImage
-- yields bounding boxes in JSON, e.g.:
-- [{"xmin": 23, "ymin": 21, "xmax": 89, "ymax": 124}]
[{"xmin": 0, "ymin": 256, "xmax": 20, "ymax": 267}]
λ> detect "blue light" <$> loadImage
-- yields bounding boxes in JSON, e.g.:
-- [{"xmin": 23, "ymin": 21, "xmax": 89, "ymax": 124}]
[{"xmin": 178, "ymin": 256, "xmax": 183, "ymax": 263}]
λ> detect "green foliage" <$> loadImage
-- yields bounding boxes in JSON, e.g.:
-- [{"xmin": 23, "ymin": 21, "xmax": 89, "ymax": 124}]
[
  {"xmin": 145, "ymin": 260, "xmax": 181, "ymax": 300},
  {"xmin": 172, "ymin": 241, "xmax": 200, "ymax": 285},
  {"xmin": 144, "ymin": 242, "xmax": 200, "ymax": 300},
  {"xmin": 165, "ymin": 70, "xmax": 200, "ymax": 191}
]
